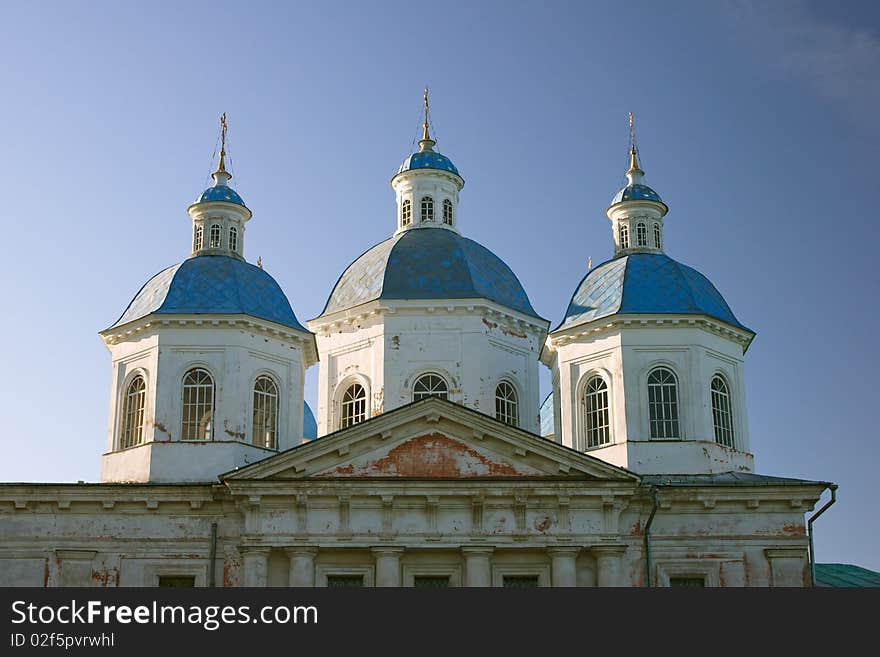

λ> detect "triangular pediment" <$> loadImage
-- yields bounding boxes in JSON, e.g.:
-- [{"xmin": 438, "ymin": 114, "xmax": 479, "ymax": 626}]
[{"xmin": 221, "ymin": 398, "xmax": 638, "ymax": 482}]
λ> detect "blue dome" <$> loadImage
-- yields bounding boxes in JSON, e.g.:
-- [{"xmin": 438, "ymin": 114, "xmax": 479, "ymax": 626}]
[
  {"xmin": 110, "ymin": 255, "xmax": 308, "ymax": 332},
  {"xmin": 194, "ymin": 183, "xmax": 246, "ymax": 207},
  {"xmin": 558, "ymin": 253, "xmax": 749, "ymax": 332},
  {"xmin": 611, "ymin": 183, "xmax": 664, "ymax": 205},
  {"xmin": 321, "ymin": 227, "xmax": 540, "ymax": 319},
  {"xmin": 397, "ymin": 151, "xmax": 460, "ymax": 176},
  {"xmin": 303, "ymin": 401, "xmax": 317, "ymax": 440}
]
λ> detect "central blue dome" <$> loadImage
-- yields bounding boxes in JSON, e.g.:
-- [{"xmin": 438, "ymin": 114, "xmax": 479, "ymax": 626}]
[
  {"xmin": 194, "ymin": 183, "xmax": 246, "ymax": 207},
  {"xmin": 611, "ymin": 183, "xmax": 664, "ymax": 205},
  {"xmin": 110, "ymin": 255, "xmax": 307, "ymax": 332},
  {"xmin": 397, "ymin": 150, "xmax": 460, "ymax": 176},
  {"xmin": 558, "ymin": 253, "xmax": 749, "ymax": 332},
  {"xmin": 320, "ymin": 228, "xmax": 540, "ymax": 318}
]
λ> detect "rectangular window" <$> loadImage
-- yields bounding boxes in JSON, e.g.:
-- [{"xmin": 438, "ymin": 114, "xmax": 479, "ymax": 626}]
[
  {"xmin": 413, "ymin": 576, "xmax": 450, "ymax": 588},
  {"xmin": 326, "ymin": 574, "xmax": 365, "ymax": 588},
  {"xmin": 158, "ymin": 576, "xmax": 196, "ymax": 587},
  {"xmin": 669, "ymin": 577, "xmax": 705, "ymax": 587},
  {"xmin": 503, "ymin": 575, "xmax": 539, "ymax": 588}
]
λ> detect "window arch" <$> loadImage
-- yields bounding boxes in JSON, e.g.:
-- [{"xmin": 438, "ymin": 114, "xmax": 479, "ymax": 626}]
[
  {"xmin": 252, "ymin": 376, "xmax": 279, "ymax": 449},
  {"xmin": 340, "ymin": 383, "xmax": 367, "ymax": 429},
  {"xmin": 637, "ymin": 222, "xmax": 647, "ymax": 247},
  {"xmin": 413, "ymin": 373, "xmax": 448, "ymax": 401},
  {"xmin": 229, "ymin": 225, "xmax": 238, "ymax": 252},
  {"xmin": 120, "ymin": 375, "xmax": 146, "ymax": 449},
  {"xmin": 193, "ymin": 225, "xmax": 203, "ymax": 252},
  {"xmin": 648, "ymin": 367, "xmax": 680, "ymax": 439},
  {"xmin": 495, "ymin": 381, "xmax": 519, "ymax": 426},
  {"xmin": 401, "ymin": 199, "xmax": 412, "ymax": 226},
  {"xmin": 209, "ymin": 224, "xmax": 221, "ymax": 249},
  {"xmin": 711, "ymin": 375, "xmax": 734, "ymax": 448},
  {"xmin": 421, "ymin": 196, "xmax": 434, "ymax": 222},
  {"xmin": 619, "ymin": 224, "xmax": 629, "ymax": 249},
  {"xmin": 653, "ymin": 223, "xmax": 661, "ymax": 250},
  {"xmin": 181, "ymin": 368, "xmax": 214, "ymax": 441},
  {"xmin": 442, "ymin": 199, "xmax": 453, "ymax": 225},
  {"xmin": 581, "ymin": 376, "xmax": 610, "ymax": 448}
]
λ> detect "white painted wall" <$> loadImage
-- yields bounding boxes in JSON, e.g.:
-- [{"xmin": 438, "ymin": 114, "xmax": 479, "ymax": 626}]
[
  {"xmin": 310, "ymin": 301, "xmax": 547, "ymax": 435},
  {"xmin": 545, "ymin": 317, "xmax": 753, "ymax": 474},
  {"xmin": 100, "ymin": 316, "xmax": 314, "ymax": 482}
]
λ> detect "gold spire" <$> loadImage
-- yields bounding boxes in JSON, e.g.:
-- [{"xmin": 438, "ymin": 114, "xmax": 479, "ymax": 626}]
[
  {"xmin": 422, "ymin": 87, "xmax": 431, "ymax": 142},
  {"xmin": 213, "ymin": 113, "xmax": 231, "ymax": 181},
  {"xmin": 418, "ymin": 87, "xmax": 436, "ymax": 152},
  {"xmin": 626, "ymin": 111, "xmax": 644, "ymax": 177}
]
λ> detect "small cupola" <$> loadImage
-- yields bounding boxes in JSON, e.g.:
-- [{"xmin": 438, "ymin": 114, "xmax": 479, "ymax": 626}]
[
  {"xmin": 391, "ymin": 89, "xmax": 464, "ymax": 235},
  {"xmin": 187, "ymin": 113, "xmax": 252, "ymax": 259},
  {"xmin": 607, "ymin": 113, "xmax": 668, "ymax": 257}
]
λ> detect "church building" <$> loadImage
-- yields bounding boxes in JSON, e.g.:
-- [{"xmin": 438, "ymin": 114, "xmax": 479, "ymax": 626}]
[{"xmin": 0, "ymin": 102, "xmax": 832, "ymax": 587}]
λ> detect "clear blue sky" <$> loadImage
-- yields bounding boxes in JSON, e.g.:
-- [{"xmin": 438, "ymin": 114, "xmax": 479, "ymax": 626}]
[{"xmin": 1, "ymin": 1, "xmax": 877, "ymax": 570}]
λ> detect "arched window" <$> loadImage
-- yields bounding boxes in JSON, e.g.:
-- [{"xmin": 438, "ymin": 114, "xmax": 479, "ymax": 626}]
[
  {"xmin": 648, "ymin": 367, "xmax": 680, "ymax": 439},
  {"xmin": 229, "ymin": 226, "xmax": 238, "ymax": 252},
  {"xmin": 120, "ymin": 375, "xmax": 146, "ymax": 449},
  {"xmin": 209, "ymin": 224, "xmax": 221, "ymax": 249},
  {"xmin": 711, "ymin": 375, "xmax": 734, "ymax": 448},
  {"xmin": 653, "ymin": 223, "xmax": 661, "ymax": 250},
  {"xmin": 495, "ymin": 381, "xmax": 519, "ymax": 426},
  {"xmin": 582, "ymin": 376, "xmax": 610, "ymax": 448},
  {"xmin": 413, "ymin": 373, "xmax": 448, "ymax": 401},
  {"xmin": 252, "ymin": 376, "xmax": 279, "ymax": 449},
  {"xmin": 341, "ymin": 383, "xmax": 367, "ymax": 429},
  {"xmin": 401, "ymin": 199, "xmax": 412, "ymax": 226},
  {"xmin": 442, "ymin": 199, "xmax": 453, "ymax": 225},
  {"xmin": 637, "ymin": 222, "xmax": 647, "ymax": 247},
  {"xmin": 181, "ymin": 368, "xmax": 214, "ymax": 441},
  {"xmin": 193, "ymin": 225, "xmax": 203, "ymax": 252},
  {"xmin": 619, "ymin": 224, "xmax": 629, "ymax": 249},
  {"xmin": 421, "ymin": 196, "xmax": 434, "ymax": 222}
]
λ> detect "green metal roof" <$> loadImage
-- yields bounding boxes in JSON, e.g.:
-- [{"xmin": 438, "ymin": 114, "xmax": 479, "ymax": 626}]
[{"xmin": 814, "ymin": 563, "xmax": 880, "ymax": 587}]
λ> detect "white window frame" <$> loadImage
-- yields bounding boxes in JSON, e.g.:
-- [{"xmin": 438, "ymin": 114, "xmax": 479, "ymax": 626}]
[
  {"xmin": 252, "ymin": 375, "xmax": 280, "ymax": 449},
  {"xmin": 653, "ymin": 223, "xmax": 661, "ymax": 249},
  {"xmin": 413, "ymin": 372, "xmax": 448, "ymax": 401},
  {"xmin": 229, "ymin": 225, "xmax": 238, "ymax": 252},
  {"xmin": 491, "ymin": 563, "xmax": 550, "ymax": 587},
  {"xmin": 619, "ymin": 224, "xmax": 629, "ymax": 249},
  {"xmin": 209, "ymin": 223, "xmax": 221, "ymax": 249},
  {"xmin": 580, "ymin": 375, "xmax": 611, "ymax": 449},
  {"xmin": 647, "ymin": 366, "xmax": 680, "ymax": 439},
  {"xmin": 193, "ymin": 224, "xmax": 203, "ymax": 251},
  {"xmin": 401, "ymin": 198, "xmax": 412, "ymax": 226},
  {"xmin": 316, "ymin": 565, "xmax": 374, "ymax": 588},
  {"xmin": 711, "ymin": 374, "xmax": 735, "ymax": 448},
  {"xmin": 420, "ymin": 196, "xmax": 434, "ymax": 222},
  {"xmin": 637, "ymin": 222, "xmax": 647, "ymax": 247},
  {"xmin": 181, "ymin": 367, "xmax": 215, "ymax": 441},
  {"xmin": 442, "ymin": 198, "xmax": 453, "ymax": 225},
  {"xmin": 495, "ymin": 380, "xmax": 519, "ymax": 427},
  {"xmin": 120, "ymin": 374, "xmax": 147, "ymax": 450},
  {"xmin": 403, "ymin": 564, "xmax": 461, "ymax": 587},
  {"xmin": 340, "ymin": 382, "xmax": 368, "ymax": 429}
]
